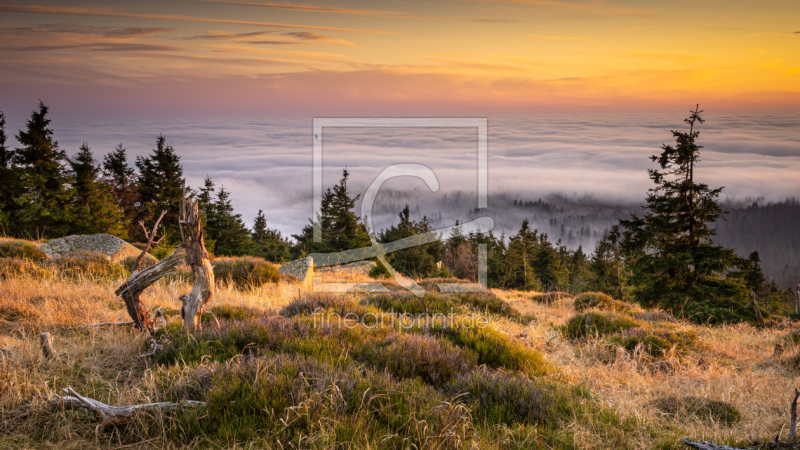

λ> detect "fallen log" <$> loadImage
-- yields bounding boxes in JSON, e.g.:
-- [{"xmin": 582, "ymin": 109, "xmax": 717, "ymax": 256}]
[{"xmin": 3, "ymin": 386, "xmax": 203, "ymax": 425}]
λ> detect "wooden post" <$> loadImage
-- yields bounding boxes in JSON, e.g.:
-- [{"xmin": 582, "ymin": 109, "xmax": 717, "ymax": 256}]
[
  {"xmin": 178, "ymin": 181, "xmax": 214, "ymax": 334},
  {"xmin": 40, "ymin": 333, "xmax": 55, "ymax": 359}
]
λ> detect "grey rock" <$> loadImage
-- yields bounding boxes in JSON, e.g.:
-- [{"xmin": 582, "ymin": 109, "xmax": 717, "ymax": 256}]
[
  {"xmin": 39, "ymin": 234, "xmax": 147, "ymax": 263},
  {"xmin": 278, "ymin": 257, "xmax": 314, "ymax": 284}
]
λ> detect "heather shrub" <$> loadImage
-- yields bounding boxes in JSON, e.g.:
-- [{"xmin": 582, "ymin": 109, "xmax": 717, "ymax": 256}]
[
  {"xmin": 46, "ymin": 250, "xmax": 129, "ymax": 281},
  {"xmin": 608, "ymin": 327, "xmax": 702, "ymax": 356},
  {"xmin": 0, "ymin": 238, "xmax": 48, "ymax": 261},
  {"xmin": 353, "ymin": 333, "xmax": 477, "ymax": 386},
  {"xmin": 445, "ymin": 370, "xmax": 581, "ymax": 426},
  {"xmin": 432, "ymin": 324, "xmax": 550, "ymax": 375},
  {"xmin": 120, "ymin": 254, "xmax": 159, "ymax": 272},
  {"xmin": 0, "ymin": 257, "xmax": 48, "ymax": 279},
  {"xmin": 211, "ymin": 256, "xmax": 280, "ymax": 289},
  {"xmin": 531, "ymin": 291, "xmax": 573, "ymax": 304},
  {"xmin": 649, "ymin": 396, "xmax": 739, "ymax": 426},
  {"xmin": 364, "ymin": 291, "xmax": 527, "ymax": 323},
  {"xmin": 156, "ymin": 354, "xmax": 472, "ymax": 447},
  {"xmin": 564, "ymin": 311, "xmax": 645, "ymax": 339},
  {"xmin": 574, "ymin": 292, "xmax": 640, "ymax": 313}
]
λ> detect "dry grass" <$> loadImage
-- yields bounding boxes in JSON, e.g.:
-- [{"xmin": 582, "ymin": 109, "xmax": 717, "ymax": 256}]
[{"xmin": 1, "ymin": 250, "xmax": 799, "ymax": 449}]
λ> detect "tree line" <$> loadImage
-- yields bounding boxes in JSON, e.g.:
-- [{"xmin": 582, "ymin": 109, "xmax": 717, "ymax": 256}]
[{"xmin": 1, "ymin": 103, "xmax": 793, "ymax": 324}]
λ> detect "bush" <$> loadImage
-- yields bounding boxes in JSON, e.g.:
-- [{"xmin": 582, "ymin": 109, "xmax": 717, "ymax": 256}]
[
  {"xmin": 649, "ymin": 396, "xmax": 739, "ymax": 425},
  {"xmin": 368, "ymin": 262, "xmax": 391, "ymax": 279},
  {"xmin": 0, "ymin": 257, "xmax": 48, "ymax": 279},
  {"xmin": 532, "ymin": 291, "xmax": 573, "ymax": 304},
  {"xmin": 574, "ymin": 292, "xmax": 640, "ymax": 313},
  {"xmin": 432, "ymin": 324, "xmax": 550, "ymax": 375},
  {"xmin": 608, "ymin": 327, "xmax": 702, "ymax": 356},
  {"xmin": 353, "ymin": 333, "xmax": 476, "ymax": 386},
  {"xmin": 445, "ymin": 370, "xmax": 580, "ymax": 426},
  {"xmin": 212, "ymin": 256, "xmax": 280, "ymax": 289},
  {"xmin": 564, "ymin": 311, "xmax": 644, "ymax": 339},
  {"xmin": 0, "ymin": 238, "xmax": 48, "ymax": 261},
  {"xmin": 120, "ymin": 254, "xmax": 159, "ymax": 272},
  {"xmin": 364, "ymin": 292, "xmax": 528, "ymax": 324},
  {"xmin": 281, "ymin": 293, "xmax": 375, "ymax": 320},
  {"xmin": 46, "ymin": 250, "xmax": 129, "ymax": 281},
  {"xmin": 156, "ymin": 354, "xmax": 472, "ymax": 447}
]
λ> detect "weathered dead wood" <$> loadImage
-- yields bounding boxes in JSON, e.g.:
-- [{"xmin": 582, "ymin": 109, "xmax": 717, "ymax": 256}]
[
  {"xmin": 133, "ymin": 210, "xmax": 167, "ymax": 274},
  {"xmin": 684, "ymin": 389, "xmax": 800, "ymax": 449},
  {"xmin": 115, "ymin": 247, "xmax": 185, "ymax": 331},
  {"xmin": 789, "ymin": 389, "xmax": 800, "ymax": 442},
  {"xmin": 89, "ymin": 308, "xmax": 165, "ymax": 330},
  {"xmin": 751, "ymin": 290, "xmax": 766, "ymax": 329},
  {"xmin": 177, "ymin": 181, "xmax": 214, "ymax": 334},
  {"xmin": 39, "ymin": 333, "xmax": 55, "ymax": 359},
  {"xmin": 2, "ymin": 386, "xmax": 203, "ymax": 425}
]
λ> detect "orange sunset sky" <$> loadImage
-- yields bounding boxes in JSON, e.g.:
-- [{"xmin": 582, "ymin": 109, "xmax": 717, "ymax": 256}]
[{"xmin": 1, "ymin": 0, "xmax": 798, "ymax": 113}]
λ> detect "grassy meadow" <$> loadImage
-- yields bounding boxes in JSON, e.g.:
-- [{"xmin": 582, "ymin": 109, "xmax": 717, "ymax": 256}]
[{"xmin": 0, "ymin": 237, "xmax": 798, "ymax": 449}]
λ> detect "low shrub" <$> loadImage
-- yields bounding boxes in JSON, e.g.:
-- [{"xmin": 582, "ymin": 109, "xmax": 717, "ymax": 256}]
[
  {"xmin": 353, "ymin": 333, "xmax": 476, "ymax": 386},
  {"xmin": 281, "ymin": 293, "xmax": 376, "ymax": 321},
  {"xmin": 608, "ymin": 327, "xmax": 702, "ymax": 356},
  {"xmin": 574, "ymin": 292, "xmax": 640, "ymax": 313},
  {"xmin": 205, "ymin": 304, "xmax": 264, "ymax": 322},
  {"xmin": 445, "ymin": 370, "xmax": 581, "ymax": 426},
  {"xmin": 364, "ymin": 291, "xmax": 527, "ymax": 323},
  {"xmin": 432, "ymin": 324, "xmax": 550, "ymax": 375},
  {"xmin": 0, "ymin": 238, "xmax": 48, "ymax": 261},
  {"xmin": 45, "ymin": 250, "xmax": 129, "ymax": 281},
  {"xmin": 212, "ymin": 256, "xmax": 280, "ymax": 289},
  {"xmin": 531, "ymin": 291, "xmax": 574, "ymax": 304},
  {"xmin": 156, "ymin": 354, "xmax": 472, "ymax": 447},
  {"xmin": 649, "ymin": 396, "xmax": 740, "ymax": 425},
  {"xmin": 120, "ymin": 254, "xmax": 159, "ymax": 272},
  {"xmin": 564, "ymin": 311, "xmax": 644, "ymax": 339},
  {"xmin": 0, "ymin": 257, "xmax": 48, "ymax": 279}
]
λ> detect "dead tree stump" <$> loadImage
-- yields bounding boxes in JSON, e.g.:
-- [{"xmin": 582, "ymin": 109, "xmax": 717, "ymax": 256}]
[
  {"xmin": 178, "ymin": 181, "xmax": 214, "ymax": 334},
  {"xmin": 39, "ymin": 333, "xmax": 55, "ymax": 359}
]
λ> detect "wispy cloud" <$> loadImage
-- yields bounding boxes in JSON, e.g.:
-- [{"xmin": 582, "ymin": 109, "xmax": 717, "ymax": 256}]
[
  {"xmin": 529, "ymin": 34, "xmax": 592, "ymax": 42},
  {"xmin": 0, "ymin": 4, "xmax": 391, "ymax": 34},
  {"xmin": 199, "ymin": 0, "xmax": 515, "ymax": 22},
  {"xmin": 183, "ymin": 31, "xmax": 270, "ymax": 40},
  {"xmin": 11, "ymin": 24, "xmax": 175, "ymax": 38},
  {"xmin": 284, "ymin": 31, "xmax": 327, "ymax": 40},
  {"xmin": 1, "ymin": 43, "xmax": 182, "ymax": 52},
  {"xmin": 198, "ymin": 0, "xmax": 403, "ymax": 17},
  {"xmin": 455, "ymin": 0, "xmax": 648, "ymax": 16},
  {"xmin": 244, "ymin": 40, "xmax": 303, "ymax": 45}
]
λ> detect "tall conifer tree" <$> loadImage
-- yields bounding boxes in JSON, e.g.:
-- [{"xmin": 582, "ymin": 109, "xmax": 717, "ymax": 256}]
[
  {"xmin": 135, "ymin": 134, "xmax": 183, "ymax": 241},
  {"xmin": 103, "ymin": 143, "xmax": 138, "ymax": 236},
  {"xmin": 13, "ymin": 102, "xmax": 73, "ymax": 238},
  {"xmin": 67, "ymin": 143, "xmax": 125, "ymax": 236},
  {"xmin": 620, "ymin": 107, "xmax": 749, "ymax": 323}
]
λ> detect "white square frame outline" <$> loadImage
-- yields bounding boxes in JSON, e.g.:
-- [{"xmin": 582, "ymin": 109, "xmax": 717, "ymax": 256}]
[{"xmin": 312, "ymin": 118, "xmax": 488, "ymax": 242}]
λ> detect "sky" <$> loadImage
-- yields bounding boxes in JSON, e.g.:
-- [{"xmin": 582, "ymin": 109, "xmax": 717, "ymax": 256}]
[{"xmin": 1, "ymin": 0, "xmax": 799, "ymax": 114}]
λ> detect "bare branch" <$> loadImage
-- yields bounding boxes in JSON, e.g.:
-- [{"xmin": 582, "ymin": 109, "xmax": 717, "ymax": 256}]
[{"xmin": 133, "ymin": 210, "xmax": 167, "ymax": 274}]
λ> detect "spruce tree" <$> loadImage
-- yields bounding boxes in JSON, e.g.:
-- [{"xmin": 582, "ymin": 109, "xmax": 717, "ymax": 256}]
[
  {"xmin": 292, "ymin": 169, "xmax": 370, "ymax": 255},
  {"xmin": 13, "ymin": 102, "xmax": 73, "ymax": 238},
  {"xmin": 67, "ymin": 143, "xmax": 125, "ymax": 236},
  {"xmin": 506, "ymin": 219, "xmax": 540, "ymax": 290},
  {"xmin": 135, "ymin": 134, "xmax": 183, "ymax": 241},
  {"xmin": 0, "ymin": 111, "xmax": 19, "ymax": 232},
  {"xmin": 197, "ymin": 176, "xmax": 216, "ymax": 253},
  {"xmin": 377, "ymin": 204, "xmax": 441, "ymax": 277},
  {"xmin": 620, "ymin": 107, "xmax": 749, "ymax": 323},
  {"xmin": 103, "ymin": 143, "xmax": 138, "ymax": 236},
  {"xmin": 208, "ymin": 186, "xmax": 253, "ymax": 256},
  {"xmin": 251, "ymin": 209, "xmax": 291, "ymax": 263}
]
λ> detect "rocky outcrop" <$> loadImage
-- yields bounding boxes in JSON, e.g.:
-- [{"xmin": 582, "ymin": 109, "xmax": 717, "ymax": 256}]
[
  {"xmin": 316, "ymin": 260, "xmax": 376, "ymax": 276},
  {"xmin": 39, "ymin": 234, "xmax": 146, "ymax": 263},
  {"xmin": 278, "ymin": 256, "xmax": 314, "ymax": 285}
]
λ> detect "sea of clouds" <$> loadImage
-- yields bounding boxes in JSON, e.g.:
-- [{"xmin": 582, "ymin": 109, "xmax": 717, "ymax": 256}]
[{"xmin": 4, "ymin": 109, "xmax": 799, "ymax": 238}]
